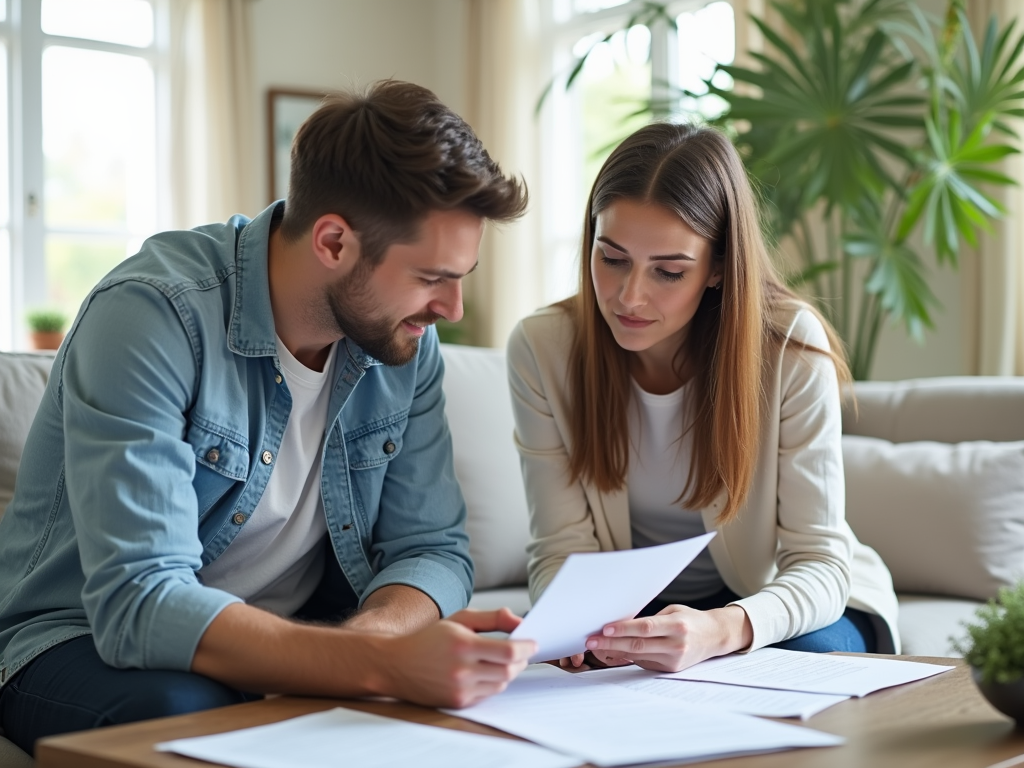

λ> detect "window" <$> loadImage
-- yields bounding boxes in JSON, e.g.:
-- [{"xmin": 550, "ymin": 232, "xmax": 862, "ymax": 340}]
[
  {"xmin": 0, "ymin": 0, "xmax": 168, "ymax": 350},
  {"xmin": 540, "ymin": 0, "xmax": 735, "ymax": 303}
]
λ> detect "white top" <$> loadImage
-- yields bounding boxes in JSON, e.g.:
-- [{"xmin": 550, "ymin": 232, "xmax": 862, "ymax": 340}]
[
  {"xmin": 199, "ymin": 337, "xmax": 336, "ymax": 616},
  {"xmin": 627, "ymin": 379, "xmax": 725, "ymax": 603}
]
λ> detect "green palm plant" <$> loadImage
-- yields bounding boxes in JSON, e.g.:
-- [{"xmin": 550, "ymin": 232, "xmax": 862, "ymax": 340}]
[
  {"xmin": 697, "ymin": 0, "xmax": 1024, "ymax": 378},
  {"xmin": 543, "ymin": 0, "xmax": 1024, "ymax": 378}
]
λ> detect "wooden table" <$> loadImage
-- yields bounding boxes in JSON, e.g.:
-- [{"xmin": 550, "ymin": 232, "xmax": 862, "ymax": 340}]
[{"xmin": 36, "ymin": 656, "xmax": 1024, "ymax": 768}]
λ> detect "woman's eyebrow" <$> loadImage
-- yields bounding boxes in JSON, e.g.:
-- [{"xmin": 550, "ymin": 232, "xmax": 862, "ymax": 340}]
[{"xmin": 596, "ymin": 236, "xmax": 696, "ymax": 262}]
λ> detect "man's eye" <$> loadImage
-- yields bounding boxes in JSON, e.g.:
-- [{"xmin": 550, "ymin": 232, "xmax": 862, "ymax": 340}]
[{"xmin": 421, "ymin": 277, "xmax": 446, "ymax": 286}]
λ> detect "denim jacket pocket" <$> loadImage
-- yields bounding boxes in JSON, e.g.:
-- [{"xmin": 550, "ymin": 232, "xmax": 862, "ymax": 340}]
[
  {"xmin": 186, "ymin": 417, "xmax": 250, "ymax": 481},
  {"xmin": 345, "ymin": 414, "xmax": 407, "ymax": 470}
]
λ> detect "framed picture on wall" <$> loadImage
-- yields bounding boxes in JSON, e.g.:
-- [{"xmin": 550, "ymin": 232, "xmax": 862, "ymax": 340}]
[{"xmin": 267, "ymin": 88, "xmax": 326, "ymax": 203}]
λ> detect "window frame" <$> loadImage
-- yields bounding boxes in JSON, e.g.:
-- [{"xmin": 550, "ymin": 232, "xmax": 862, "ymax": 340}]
[
  {"xmin": 1, "ymin": 0, "xmax": 170, "ymax": 350},
  {"xmin": 537, "ymin": 0, "xmax": 732, "ymax": 304}
]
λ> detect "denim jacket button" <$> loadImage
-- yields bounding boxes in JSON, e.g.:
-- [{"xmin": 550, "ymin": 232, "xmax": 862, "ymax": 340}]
[
  {"xmin": 274, "ymin": 374, "xmax": 282, "ymax": 384},
  {"xmin": 232, "ymin": 512, "xmax": 246, "ymax": 525},
  {"xmin": 206, "ymin": 448, "xmax": 220, "ymax": 464},
  {"xmin": 383, "ymin": 440, "xmax": 396, "ymax": 455},
  {"xmin": 261, "ymin": 450, "xmax": 273, "ymax": 465}
]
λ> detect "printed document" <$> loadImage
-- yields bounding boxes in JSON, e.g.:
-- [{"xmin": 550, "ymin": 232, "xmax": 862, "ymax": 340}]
[
  {"xmin": 575, "ymin": 665, "xmax": 849, "ymax": 719},
  {"xmin": 511, "ymin": 532, "xmax": 716, "ymax": 662},
  {"xmin": 662, "ymin": 647, "xmax": 954, "ymax": 697},
  {"xmin": 446, "ymin": 663, "xmax": 844, "ymax": 767},
  {"xmin": 156, "ymin": 707, "xmax": 581, "ymax": 768}
]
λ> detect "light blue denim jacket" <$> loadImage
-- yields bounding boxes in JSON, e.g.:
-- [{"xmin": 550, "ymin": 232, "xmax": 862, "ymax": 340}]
[{"xmin": 0, "ymin": 202, "xmax": 473, "ymax": 687}]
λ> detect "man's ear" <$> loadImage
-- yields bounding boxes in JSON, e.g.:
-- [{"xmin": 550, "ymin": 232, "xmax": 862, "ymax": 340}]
[{"xmin": 310, "ymin": 214, "xmax": 361, "ymax": 274}]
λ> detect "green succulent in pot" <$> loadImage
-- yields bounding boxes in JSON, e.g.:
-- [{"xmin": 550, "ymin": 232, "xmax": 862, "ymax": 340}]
[
  {"xmin": 953, "ymin": 582, "xmax": 1024, "ymax": 724},
  {"xmin": 955, "ymin": 583, "xmax": 1024, "ymax": 684}
]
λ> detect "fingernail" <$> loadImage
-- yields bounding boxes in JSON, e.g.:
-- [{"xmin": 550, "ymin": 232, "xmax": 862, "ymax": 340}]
[
  {"xmin": 604, "ymin": 627, "xmax": 615, "ymax": 636},
  {"xmin": 586, "ymin": 639, "xmax": 597, "ymax": 649}
]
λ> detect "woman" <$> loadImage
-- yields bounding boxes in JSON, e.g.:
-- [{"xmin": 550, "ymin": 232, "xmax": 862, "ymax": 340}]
[{"xmin": 507, "ymin": 123, "xmax": 899, "ymax": 673}]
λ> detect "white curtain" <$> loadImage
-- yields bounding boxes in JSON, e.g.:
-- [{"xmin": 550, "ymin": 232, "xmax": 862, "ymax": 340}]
[
  {"xmin": 463, "ymin": 0, "xmax": 546, "ymax": 348},
  {"xmin": 961, "ymin": 1, "xmax": 1024, "ymax": 376},
  {"xmin": 169, "ymin": 0, "xmax": 259, "ymax": 230}
]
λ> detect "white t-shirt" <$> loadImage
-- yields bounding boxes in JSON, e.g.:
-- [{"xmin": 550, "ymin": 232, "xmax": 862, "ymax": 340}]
[
  {"xmin": 627, "ymin": 378, "xmax": 725, "ymax": 603},
  {"xmin": 199, "ymin": 337, "xmax": 335, "ymax": 616}
]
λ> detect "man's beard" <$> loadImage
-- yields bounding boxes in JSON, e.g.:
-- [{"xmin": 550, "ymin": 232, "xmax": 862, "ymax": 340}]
[{"xmin": 325, "ymin": 264, "xmax": 439, "ymax": 367}]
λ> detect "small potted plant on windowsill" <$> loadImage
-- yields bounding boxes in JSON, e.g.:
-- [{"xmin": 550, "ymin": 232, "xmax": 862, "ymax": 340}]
[
  {"xmin": 26, "ymin": 308, "xmax": 67, "ymax": 351},
  {"xmin": 954, "ymin": 582, "xmax": 1024, "ymax": 725}
]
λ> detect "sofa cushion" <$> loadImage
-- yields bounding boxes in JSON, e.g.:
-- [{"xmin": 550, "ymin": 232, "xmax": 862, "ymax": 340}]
[
  {"xmin": 846, "ymin": 377, "xmax": 1024, "ymax": 444},
  {"xmin": 843, "ymin": 434, "xmax": 1024, "ymax": 601},
  {"xmin": 0, "ymin": 736, "xmax": 32, "ymax": 768},
  {"xmin": 440, "ymin": 344, "xmax": 530, "ymax": 591},
  {"xmin": 0, "ymin": 351, "xmax": 55, "ymax": 520}
]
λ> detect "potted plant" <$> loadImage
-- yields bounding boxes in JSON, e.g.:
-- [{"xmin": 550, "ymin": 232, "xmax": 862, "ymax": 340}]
[
  {"xmin": 953, "ymin": 582, "xmax": 1024, "ymax": 724},
  {"xmin": 26, "ymin": 308, "xmax": 67, "ymax": 351}
]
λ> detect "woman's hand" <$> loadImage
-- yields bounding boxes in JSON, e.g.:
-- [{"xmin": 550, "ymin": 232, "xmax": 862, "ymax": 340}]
[
  {"xmin": 555, "ymin": 651, "xmax": 633, "ymax": 671},
  {"xmin": 583, "ymin": 604, "xmax": 753, "ymax": 673}
]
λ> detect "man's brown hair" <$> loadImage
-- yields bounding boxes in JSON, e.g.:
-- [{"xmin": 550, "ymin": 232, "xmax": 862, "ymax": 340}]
[{"xmin": 280, "ymin": 80, "xmax": 528, "ymax": 261}]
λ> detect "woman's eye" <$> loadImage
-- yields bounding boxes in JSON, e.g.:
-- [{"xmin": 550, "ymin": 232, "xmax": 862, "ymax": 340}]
[
  {"xmin": 656, "ymin": 269, "xmax": 684, "ymax": 282},
  {"xmin": 600, "ymin": 255, "xmax": 627, "ymax": 268}
]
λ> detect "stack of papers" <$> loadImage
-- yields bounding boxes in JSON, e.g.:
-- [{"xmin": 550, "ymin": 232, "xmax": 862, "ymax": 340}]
[
  {"xmin": 445, "ymin": 664, "xmax": 844, "ymax": 766},
  {"xmin": 575, "ymin": 665, "xmax": 849, "ymax": 720},
  {"xmin": 157, "ymin": 707, "xmax": 581, "ymax": 768},
  {"xmin": 661, "ymin": 647, "xmax": 954, "ymax": 697}
]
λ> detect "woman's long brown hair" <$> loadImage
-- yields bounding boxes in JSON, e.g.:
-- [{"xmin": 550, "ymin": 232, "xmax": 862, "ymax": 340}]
[{"xmin": 560, "ymin": 123, "xmax": 849, "ymax": 525}]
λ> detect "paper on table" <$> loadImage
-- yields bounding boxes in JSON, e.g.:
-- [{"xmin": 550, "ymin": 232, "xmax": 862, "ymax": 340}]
[
  {"xmin": 511, "ymin": 532, "xmax": 716, "ymax": 662},
  {"xmin": 156, "ymin": 707, "xmax": 581, "ymax": 768},
  {"xmin": 661, "ymin": 647, "xmax": 954, "ymax": 697},
  {"xmin": 575, "ymin": 665, "xmax": 849, "ymax": 719},
  {"xmin": 446, "ymin": 664, "xmax": 844, "ymax": 767}
]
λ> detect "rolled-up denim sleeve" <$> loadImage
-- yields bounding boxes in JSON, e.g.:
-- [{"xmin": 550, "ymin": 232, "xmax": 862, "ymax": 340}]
[
  {"xmin": 62, "ymin": 281, "xmax": 241, "ymax": 671},
  {"xmin": 361, "ymin": 329, "xmax": 473, "ymax": 616}
]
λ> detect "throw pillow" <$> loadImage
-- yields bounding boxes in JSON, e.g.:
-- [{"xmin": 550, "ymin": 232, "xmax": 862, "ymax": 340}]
[
  {"xmin": 440, "ymin": 343, "xmax": 531, "ymax": 591},
  {"xmin": 843, "ymin": 434, "xmax": 1024, "ymax": 601}
]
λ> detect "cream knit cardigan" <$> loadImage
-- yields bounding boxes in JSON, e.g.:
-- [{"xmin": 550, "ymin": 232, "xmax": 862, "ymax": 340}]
[{"xmin": 506, "ymin": 302, "xmax": 900, "ymax": 653}]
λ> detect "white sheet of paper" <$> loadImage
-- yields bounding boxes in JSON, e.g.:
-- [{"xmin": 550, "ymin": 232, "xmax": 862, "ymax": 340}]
[
  {"xmin": 661, "ymin": 647, "xmax": 954, "ymax": 697},
  {"xmin": 574, "ymin": 665, "xmax": 849, "ymax": 719},
  {"xmin": 511, "ymin": 532, "xmax": 716, "ymax": 662},
  {"xmin": 156, "ymin": 707, "xmax": 580, "ymax": 768},
  {"xmin": 446, "ymin": 664, "xmax": 844, "ymax": 767}
]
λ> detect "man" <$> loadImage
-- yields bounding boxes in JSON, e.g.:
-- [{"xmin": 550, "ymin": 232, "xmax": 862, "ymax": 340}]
[{"xmin": 0, "ymin": 80, "xmax": 535, "ymax": 753}]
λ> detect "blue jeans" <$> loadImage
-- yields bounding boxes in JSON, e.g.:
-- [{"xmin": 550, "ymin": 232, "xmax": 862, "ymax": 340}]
[
  {"xmin": 639, "ymin": 587, "xmax": 877, "ymax": 653},
  {"xmin": 0, "ymin": 635, "xmax": 259, "ymax": 755},
  {"xmin": 0, "ymin": 549, "xmax": 359, "ymax": 755}
]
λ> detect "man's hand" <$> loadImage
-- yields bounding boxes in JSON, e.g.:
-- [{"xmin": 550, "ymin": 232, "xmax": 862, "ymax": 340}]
[
  {"xmin": 583, "ymin": 604, "xmax": 753, "ymax": 673},
  {"xmin": 379, "ymin": 608, "xmax": 535, "ymax": 708},
  {"xmin": 193, "ymin": 603, "xmax": 534, "ymax": 707}
]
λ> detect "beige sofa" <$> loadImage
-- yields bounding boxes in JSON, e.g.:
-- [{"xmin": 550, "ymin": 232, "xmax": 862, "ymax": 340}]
[{"xmin": 2, "ymin": 347, "xmax": 1023, "ymax": 764}]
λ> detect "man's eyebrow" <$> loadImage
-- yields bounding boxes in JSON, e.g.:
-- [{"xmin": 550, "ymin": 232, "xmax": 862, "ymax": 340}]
[
  {"xmin": 596, "ymin": 236, "xmax": 696, "ymax": 262},
  {"xmin": 420, "ymin": 261, "xmax": 479, "ymax": 279}
]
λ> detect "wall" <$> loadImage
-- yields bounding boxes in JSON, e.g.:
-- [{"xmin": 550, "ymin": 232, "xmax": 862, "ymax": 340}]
[{"xmin": 249, "ymin": 0, "xmax": 469, "ymax": 210}]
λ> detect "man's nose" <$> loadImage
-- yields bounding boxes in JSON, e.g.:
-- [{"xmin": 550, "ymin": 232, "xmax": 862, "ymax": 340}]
[{"xmin": 432, "ymin": 280, "xmax": 464, "ymax": 323}]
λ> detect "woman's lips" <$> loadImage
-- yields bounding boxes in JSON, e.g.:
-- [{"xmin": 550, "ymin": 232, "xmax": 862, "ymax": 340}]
[{"xmin": 616, "ymin": 314, "xmax": 654, "ymax": 329}]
